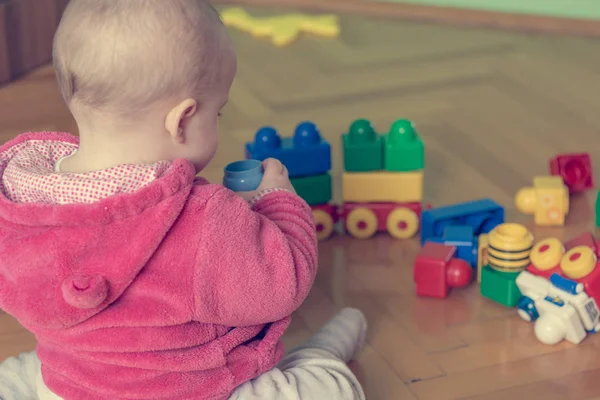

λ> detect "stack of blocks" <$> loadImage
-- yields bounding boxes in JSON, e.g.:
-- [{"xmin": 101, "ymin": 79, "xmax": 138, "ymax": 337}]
[
  {"xmin": 340, "ymin": 119, "xmax": 425, "ymax": 239},
  {"xmin": 417, "ymin": 200, "xmax": 534, "ymax": 308},
  {"xmin": 245, "ymin": 121, "xmax": 336, "ymax": 240},
  {"xmin": 415, "ymin": 199, "xmax": 506, "ymax": 300},
  {"xmin": 478, "ymin": 223, "xmax": 534, "ymax": 307}
]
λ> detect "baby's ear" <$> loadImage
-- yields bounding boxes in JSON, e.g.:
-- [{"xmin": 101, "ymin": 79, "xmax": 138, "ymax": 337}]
[
  {"xmin": 165, "ymin": 98, "xmax": 198, "ymax": 143},
  {"xmin": 182, "ymin": 102, "xmax": 197, "ymax": 118}
]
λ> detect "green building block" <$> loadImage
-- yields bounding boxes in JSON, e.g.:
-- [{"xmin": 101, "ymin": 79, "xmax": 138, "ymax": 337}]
[
  {"xmin": 383, "ymin": 119, "xmax": 425, "ymax": 172},
  {"xmin": 480, "ymin": 265, "xmax": 522, "ymax": 307},
  {"xmin": 342, "ymin": 119, "xmax": 384, "ymax": 172},
  {"xmin": 291, "ymin": 173, "xmax": 332, "ymax": 206},
  {"xmin": 596, "ymin": 191, "xmax": 600, "ymax": 227}
]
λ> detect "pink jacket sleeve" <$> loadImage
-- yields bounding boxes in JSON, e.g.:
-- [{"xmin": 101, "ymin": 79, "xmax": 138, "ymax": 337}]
[{"xmin": 193, "ymin": 188, "xmax": 318, "ymax": 326}]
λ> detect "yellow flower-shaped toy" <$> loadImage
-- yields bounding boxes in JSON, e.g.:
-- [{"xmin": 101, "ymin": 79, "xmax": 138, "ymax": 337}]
[{"xmin": 221, "ymin": 7, "xmax": 340, "ymax": 47}]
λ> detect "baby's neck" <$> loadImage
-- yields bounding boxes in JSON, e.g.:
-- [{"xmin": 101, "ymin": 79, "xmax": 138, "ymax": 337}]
[{"xmin": 61, "ymin": 125, "xmax": 171, "ymax": 173}]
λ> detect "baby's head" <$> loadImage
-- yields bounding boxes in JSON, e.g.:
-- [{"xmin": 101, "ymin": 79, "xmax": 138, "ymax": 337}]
[{"xmin": 53, "ymin": 0, "xmax": 236, "ymax": 172}]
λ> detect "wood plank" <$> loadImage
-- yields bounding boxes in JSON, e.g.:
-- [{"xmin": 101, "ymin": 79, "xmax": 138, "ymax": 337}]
[
  {"xmin": 410, "ymin": 338, "xmax": 600, "ymax": 399},
  {"xmin": 463, "ymin": 367, "xmax": 600, "ymax": 400}
]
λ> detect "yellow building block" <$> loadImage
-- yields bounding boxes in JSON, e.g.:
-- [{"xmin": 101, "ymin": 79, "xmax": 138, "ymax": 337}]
[
  {"xmin": 342, "ymin": 171, "xmax": 423, "ymax": 203},
  {"xmin": 515, "ymin": 176, "xmax": 569, "ymax": 226},
  {"xmin": 221, "ymin": 7, "xmax": 340, "ymax": 47},
  {"xmin": 477, "ymin": 233, "xmax": 489, "ymax": 283}
]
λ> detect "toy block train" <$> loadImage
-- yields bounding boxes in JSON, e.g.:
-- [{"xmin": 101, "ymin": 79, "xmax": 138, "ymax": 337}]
[
  {"xmin": 244, "ymin": 119, "xmax": 528, "ymax": 246},
  {"xmin": 245, "ymin": 119, "xmax": 427, "ymax": 240}
]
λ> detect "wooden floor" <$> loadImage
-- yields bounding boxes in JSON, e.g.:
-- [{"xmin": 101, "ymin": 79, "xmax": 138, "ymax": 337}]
[{"xmin": 3, "ymin": 6, "xmax": 600, "ymax": 400}]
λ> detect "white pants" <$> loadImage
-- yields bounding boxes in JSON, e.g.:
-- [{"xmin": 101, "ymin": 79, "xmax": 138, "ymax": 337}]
[{"xmin": 0, "ymin": 309, "xmax": 367, "ymax": 400}]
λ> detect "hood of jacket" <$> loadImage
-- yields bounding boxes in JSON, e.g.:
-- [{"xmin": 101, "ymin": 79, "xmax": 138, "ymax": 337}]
[{"xmin": 0, "ymin": 132, "xmax": 197, "ymax": 330}]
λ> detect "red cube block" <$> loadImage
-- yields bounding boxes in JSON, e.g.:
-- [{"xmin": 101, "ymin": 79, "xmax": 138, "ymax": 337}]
[
  {"xmin": 549, "ymin": 153, "xmax": 594, "ymax": 193},
  {"xmin": 414, "ymin": 242, "xmax": 473, "ymax": 298},
  {"xmin": 565, "ymin": 232, "xmax": 598, "ymax": 255}
]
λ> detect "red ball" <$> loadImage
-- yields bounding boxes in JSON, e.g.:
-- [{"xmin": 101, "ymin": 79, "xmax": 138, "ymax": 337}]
[{"xmin": 446, "ymin": 259, "xmax": 473, "ymax": 288}]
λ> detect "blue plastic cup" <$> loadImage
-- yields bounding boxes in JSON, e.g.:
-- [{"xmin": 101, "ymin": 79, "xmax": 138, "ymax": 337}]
[{"xmin": 223, "ymin": 160, "xmax": 264, "ymax": 192}]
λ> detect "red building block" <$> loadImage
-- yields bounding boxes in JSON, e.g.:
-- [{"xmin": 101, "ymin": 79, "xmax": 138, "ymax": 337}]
[
  {"xmin": 549, "ymin": 153, "xmax": 594, "ymax": 193},
  {"xmin": 565, "ymin": 232, "xmax": 598, "ymax": 255},
  {"xmin": 573, "ymin": 254, "xmax": 600, "ymax": 305},
  {"xmin": 414, "ymin": 242, "xmax": 473, "ymax": 298}
]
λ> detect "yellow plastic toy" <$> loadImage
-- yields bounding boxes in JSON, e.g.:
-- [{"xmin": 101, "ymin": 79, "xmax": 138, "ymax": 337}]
[
  {"xmin": 479, "ymin": 223, "xmax": 534, "ymax": 307},
  {"xmin": 312, "ymin": 209, "xmax": 335, "ymax": 241},
  {"xmin": 529, "ymin": 238, "xmax": 565, "ymax": 271},
  {"xmin": 477, "ymin": 233, "xmax": 489, "ymax": 283},
  {"xmin": 220, "ymin": 7, "xmax": 340, "ymax": 47},
  {"xmin": 486, "ymin": 223, "xmax": 534, "ymax": 272},
  {"xmin": 515, "ymin": 176, "xmax": 569, "ymax": 226},
  {"xmin": 341, "ymin": 170, "xmax": 424, "ymax": 204},
  {"xmin": 476, "ymin": 223, "xmax": 534, "ymax": 283},
  {"xmin": 561, "ymin": 246, "xmax": 597, "ymax": 279}
]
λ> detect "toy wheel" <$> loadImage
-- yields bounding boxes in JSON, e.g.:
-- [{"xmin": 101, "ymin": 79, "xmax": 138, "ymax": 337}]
[
  {"xmin": 561, "ymin": 245, "xmax": 597, "ymax": 279},
  {"xmin": 530, "ymin": 238, "xmax": 564, "ymax": 271},
  {"xmin": 313, "ymin": 209, "xmax": 334, "ymax": 241},
  {"xmin": 517, "ymin": 296, "xmax": 539, "ymax": 322},
  {"xmin": 386, "ymin": 207, "xmax": 419, "ymax": 239},
  {"xmin": 346, "ymin": 208, "xmax": 378, "ymax": 239}
]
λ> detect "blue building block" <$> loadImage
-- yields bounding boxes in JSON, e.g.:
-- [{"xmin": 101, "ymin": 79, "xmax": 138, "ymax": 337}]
[
  {"xmin": 245, "ymin": 121, "xmax": 331, "ymax": 178},
  {"xmin": 427, "ymin": 225, "xmax": 478, "ymax": 267},
  {"xmin": 420, "ymin": 198, "xmax": 504, "ymax": 245}
]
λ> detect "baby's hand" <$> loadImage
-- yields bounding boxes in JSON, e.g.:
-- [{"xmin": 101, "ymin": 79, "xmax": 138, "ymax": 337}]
[
  {"xmin": 257, "ymin": 158, "xmax": 295, "ymax": 193},
  {"xmin": 238, "ymin": 158, "xmax": 295, "ymax": 201}
]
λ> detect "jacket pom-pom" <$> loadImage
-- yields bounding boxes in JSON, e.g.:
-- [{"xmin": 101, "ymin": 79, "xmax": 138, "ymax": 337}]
[{"xmin": 62, "ymin": 275, "xmax": 109, "ymax": 309}]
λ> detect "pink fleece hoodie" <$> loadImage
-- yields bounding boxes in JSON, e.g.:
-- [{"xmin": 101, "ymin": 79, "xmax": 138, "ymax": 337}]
[{"xmin": 0, "ymin": 132, "xmax": 318, "ymax": 399}]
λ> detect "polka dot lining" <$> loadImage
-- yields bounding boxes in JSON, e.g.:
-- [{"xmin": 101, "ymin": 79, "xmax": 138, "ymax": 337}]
[{"xmin": 1, "ymin": 140, "xmax": 171, "ymax": 204}]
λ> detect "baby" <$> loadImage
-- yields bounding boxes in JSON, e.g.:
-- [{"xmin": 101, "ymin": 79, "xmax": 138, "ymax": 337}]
[{"xmin": 0, "ymin": 0, "xmax": 367, "ymax": 399}]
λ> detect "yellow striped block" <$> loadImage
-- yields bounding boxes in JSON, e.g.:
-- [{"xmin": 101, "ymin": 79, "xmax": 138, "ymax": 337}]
[{"xmin": 342, "ymin": 171, "xmax": 423, "ymax": 203}]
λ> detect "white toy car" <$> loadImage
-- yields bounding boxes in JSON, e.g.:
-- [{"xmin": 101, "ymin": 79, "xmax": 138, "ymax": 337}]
[{"xmin": 516, "ymin": 270, "xmax": 600, "ymax": 345}]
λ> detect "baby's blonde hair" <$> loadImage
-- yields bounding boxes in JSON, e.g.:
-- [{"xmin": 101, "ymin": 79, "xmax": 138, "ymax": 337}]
[{"xmin": 53, "ymin": 0, "xmax": 223, "ymax": 116}]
